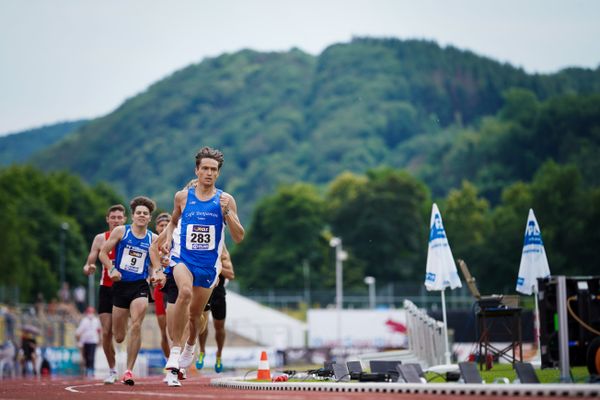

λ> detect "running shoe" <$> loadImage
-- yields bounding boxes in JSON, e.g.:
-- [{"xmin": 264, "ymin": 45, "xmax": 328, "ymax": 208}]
[
  {"xmin": 178, "ymin": 343, "xmax": 196, "ymax": 369},
  {"xmin": 215, "ymin": 357, "xmax": 223, "ymax": 373},
  {"xmin": 195, "ymin": 352, "xmax": 205, "ymax": 370},
  {"xmin": 166, "ymin": 369, "xmax": 181, "ymax": 387},
  {"xmin": 165, "ymin": 346, "xmax": 181, "ymax": 370},
  {"xmin": 103, "ymin": 371, "xmax": 118, "ymax": 384},
  {"xmin": 122, "ymin": 370, "xmax": 135, "ymax": 386},
  {"xmin": 178, "ymin": 368, "xmax": 187, "ymax": 380}
]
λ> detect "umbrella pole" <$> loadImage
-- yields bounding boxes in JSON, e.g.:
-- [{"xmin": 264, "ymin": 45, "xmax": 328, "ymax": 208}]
[
  {"xmin": 534, "ymin": 291, "xmax": 541, "ymax": 362},
  {"xmin": 441, "ymin": 289, "xmax": 451, "ymax": 365}
]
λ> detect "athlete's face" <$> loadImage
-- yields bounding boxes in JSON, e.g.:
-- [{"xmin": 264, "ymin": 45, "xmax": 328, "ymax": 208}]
[
  {"xmin": 132, "ymin": 205, "xmax": 151, "ymax": 228},
  {"xmin": 195, "ymin": 158, "xmax": 220, "ymax": 186},
  {"xmin": 155, "ymin": 219, "xmax": 169, "ymax": 234},
  {"xmin": 106, "ymin": 211, "xmax": 126, "ymax": 231}
]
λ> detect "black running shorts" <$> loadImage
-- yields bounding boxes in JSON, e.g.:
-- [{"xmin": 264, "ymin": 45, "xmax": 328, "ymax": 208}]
[
  {"xmin": 112, "ymin": 279, "xmax": 149, "ymax": 309},
  {"xmin": 160, "ymin": 273, "xmax": 179, "ymax": 305},
  {"xmin": 209, "ymin": 285, "xmax": 226, "ymax": 320},
  {"xmin": 97, "ymin": 285, "xmax": 114, "ymax": 314}
]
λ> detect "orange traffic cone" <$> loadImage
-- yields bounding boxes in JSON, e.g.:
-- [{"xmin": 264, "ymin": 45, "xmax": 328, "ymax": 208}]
[{"xmin": 256, "ymin": 351, "xmax": 271, "ymax": 381}]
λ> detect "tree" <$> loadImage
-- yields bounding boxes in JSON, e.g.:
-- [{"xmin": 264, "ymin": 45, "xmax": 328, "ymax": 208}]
[
  {"xmin": 0, "ymin": 165, "xmax": 124, "ymax": 302},
  {"xmin": 233, "ymin": 183, "xmax": 328, "ymax": 290},
  {"xmin": 442, "ymin": 181, "xmax": 490, "ymax": 265},
  {"xmin": 328, "ymin": 167, "xmax": 429, "ymax": 284}
]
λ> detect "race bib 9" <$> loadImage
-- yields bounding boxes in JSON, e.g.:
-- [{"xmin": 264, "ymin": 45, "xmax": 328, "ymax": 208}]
[
  {"xmin": 185, "ymin": 224, "xmax": 215, "ymax": 250},
  {"xmin": 119, "ymin": 246, "xmax": 147, "ymax": 274}
]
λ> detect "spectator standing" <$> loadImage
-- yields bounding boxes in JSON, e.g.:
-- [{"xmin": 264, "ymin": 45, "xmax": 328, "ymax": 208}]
[{"xmin": 75, "ymin": 307, "xmax": 101, "ymax": 378}]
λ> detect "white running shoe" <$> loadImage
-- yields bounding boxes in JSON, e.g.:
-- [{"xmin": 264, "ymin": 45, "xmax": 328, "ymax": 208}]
[
  {"xmin": 166, "ymin": 370, "xmax": 181, "ymax": 387},
  {"xmin": 103, "ymin": 371, "xmax": 118, "ymax": 384},
  {"xmin": 178, "ymin": 368, "xmax": 187, "ymax": 380},
  {"xmin": 178, "ymin": 343, "xmax": 196, "ymax": 369},
  {"xmin": 165, "ymin": 346, "xmax": 181, "ymax": 370}
]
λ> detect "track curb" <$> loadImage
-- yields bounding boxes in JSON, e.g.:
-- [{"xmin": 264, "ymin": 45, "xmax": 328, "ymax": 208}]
[{"xmin": 211, "ymin": 376, "xmax": 600, "ymax": 397}]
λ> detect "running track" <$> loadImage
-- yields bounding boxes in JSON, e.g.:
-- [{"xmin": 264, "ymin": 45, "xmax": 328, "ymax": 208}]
[{"xmin": 0, "ymin": 375, "xmax": 591, "ymax": 400}]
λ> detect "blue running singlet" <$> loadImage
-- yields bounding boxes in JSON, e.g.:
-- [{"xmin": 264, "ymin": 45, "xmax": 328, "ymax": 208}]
[
  {"xmin": 171, "ymin": 187, "xmax": 224, "ymax": 287},
  {"xmin": 114, "ymin": 225, "xmax": 154, "ymax": 282}
]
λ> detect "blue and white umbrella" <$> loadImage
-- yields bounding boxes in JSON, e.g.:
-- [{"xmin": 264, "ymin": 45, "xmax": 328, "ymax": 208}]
[
  {"xmin": 515, "ymin": 208, "xmax": 550, "ymax": 360},
  {"xmin": 425, "ymin": 203, "xmax": 462, "ymax": 291},
  {"xmin": 516, "ymin": 209, "xmax": 550, "ymax": 295},
  {"xmin": 424, "ymin": 203, "xmax": 461, "ymax": 365}
]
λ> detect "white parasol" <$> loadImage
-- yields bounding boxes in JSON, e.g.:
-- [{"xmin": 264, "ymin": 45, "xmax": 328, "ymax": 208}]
[
  {"xmin": 516, "ymin": 208, "xmax": 550, "ymax": 359},
  {"xmin": 516, "ymin": 209, "xmax": 550, "ymax": 295},
  {"xmin": 424, "ymin": 203, "xmax": 462, "ymax": 365}
]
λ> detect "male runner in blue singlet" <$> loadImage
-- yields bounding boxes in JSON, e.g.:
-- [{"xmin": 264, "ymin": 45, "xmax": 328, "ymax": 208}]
[
  {"xmin": 154, "ymin": 147, "xmax": 244, "ymax": 386},
  {"xmin": 100, "ymin": 196, "xmax": 166, "ymax": 386}
]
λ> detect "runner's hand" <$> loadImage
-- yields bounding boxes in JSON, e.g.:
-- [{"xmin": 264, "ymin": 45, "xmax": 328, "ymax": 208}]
[
  {"xmin": 83, "ymin": 264, "xmax": 96, "ymax": 275},
  {"xmin": 151, "ymin": 269, "xmax": 166, "ymax": 287},
  {"xmin": 109, "ymin": 267, "xmax": 121, "ymax": 282},
  {"xmin": 160, "ymin": 251, "xmax": 170, "ymax": 267},
  {"xmin": 220, "ymin": 193, "xmax": 232, "ymax": 216}
]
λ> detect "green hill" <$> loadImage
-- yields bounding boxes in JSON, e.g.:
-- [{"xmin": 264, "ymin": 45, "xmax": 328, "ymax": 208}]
[
  {"xmin": 30, "ymin": 38, "xmax": 600, "ymax": 222},
  {"xmin": 0, "ymin": 120, "xmax": 87, "ymax": 166}
]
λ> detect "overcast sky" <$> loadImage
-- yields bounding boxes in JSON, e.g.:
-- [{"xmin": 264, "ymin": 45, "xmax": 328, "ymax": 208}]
[{"xmin": 1, "ymin": 0, "xmax": 599, "ymax": 135}]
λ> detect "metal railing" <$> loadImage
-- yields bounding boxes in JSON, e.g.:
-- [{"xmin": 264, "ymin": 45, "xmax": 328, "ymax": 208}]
[{"xmin": 234, "ymin": 283, "xmax": 486, "ymax": 311}]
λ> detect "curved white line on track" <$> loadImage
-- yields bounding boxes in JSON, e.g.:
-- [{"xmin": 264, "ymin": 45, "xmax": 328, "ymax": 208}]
[
  {"xmin": 106, "ymin": 393, "xmax": 347, "ymax": 400},
  {"xmin": 65, "ymin": 382, "xmax": 105, "ymax": 393},
  {"xmin": 106, "ymin": 392, "xmax": 215, "ymax": 398}
]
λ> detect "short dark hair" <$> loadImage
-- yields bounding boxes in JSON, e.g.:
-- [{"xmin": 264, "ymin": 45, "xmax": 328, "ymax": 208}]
[
  {"xmin": 129, "ymin": 196, "xmax": 156, "ymax": 214},
  {"xmin": 106, "ymin": 204, "xmax": 126, "ymax": 216},
  {"xmin": 195, "ymin": 146, "xmax": 224, "ymax": 169},
  {"xmin": 155, "ymin": 212, "xmax": 171, "ymax": 224}
]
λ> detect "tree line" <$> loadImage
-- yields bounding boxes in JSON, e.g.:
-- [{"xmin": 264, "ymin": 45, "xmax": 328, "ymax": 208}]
[
  {"xmin": 234, "ymin": 160, "xmax": 599, "ymax": 295},
  {"xmin": 2, "ymin": 155, "xmax": 597, "ymax": 303}
]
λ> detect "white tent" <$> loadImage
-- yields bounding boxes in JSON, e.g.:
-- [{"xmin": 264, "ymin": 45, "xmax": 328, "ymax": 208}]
[
  {"xmin": 424, "ymin": 203, "xmax": 462, "ymax": 365},
  {"xmin": 516, "ymin": 208, "xmax": 550, "ymax": 359}
]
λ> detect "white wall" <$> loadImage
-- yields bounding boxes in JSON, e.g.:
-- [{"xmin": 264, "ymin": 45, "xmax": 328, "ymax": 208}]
[
  {"xmin": 308, "ymin": 309, "xmax": 407, "ymax": 348},
  {"xmin": 226, "ymin": 291, "xmax": 307, "ymax": 348}
]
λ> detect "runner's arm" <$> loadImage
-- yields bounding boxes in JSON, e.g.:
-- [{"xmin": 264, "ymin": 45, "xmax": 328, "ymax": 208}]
[
  {"xmin": 83, "ymin": 233, "xmax": 103, "ymax": 275},
  {"xmin": 157, "ymin": 189, "xmax": 185, "ymax": 253},
  {"xmin": 149, "ymin": 233, "xmax": 166, "ymax": 286},
  {"xmin": 220, "ymin": 192, "xmax": 244, "ymax": 243},
  {"xmin": 220, "ymin": 245, "xmax": 235, "ymax": 280},
  {"xmin": 99, "ymin": 226, "xmax": 124, "ymax": 274}
]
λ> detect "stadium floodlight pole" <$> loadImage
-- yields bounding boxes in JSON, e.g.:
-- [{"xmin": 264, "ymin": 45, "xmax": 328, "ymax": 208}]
[
  {"xmin": 364, "ymin": 276, "xmax": 376, "ymax": 309},
  {"xmin": 303, "ymin": 260, "xmax": 310, "ymax": 306},
  {"xmin": 330, "ymin": 237, "xmax": 347, "ymax": 346},
  {"xmin": 59, "ymin": 222, "xmax": 70, "ymax": 287}
]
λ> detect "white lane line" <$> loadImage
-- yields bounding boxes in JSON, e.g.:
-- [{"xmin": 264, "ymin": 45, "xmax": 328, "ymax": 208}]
[
  {"xmin": 104, "ymin": 390, "xmax": 344, "ymax": 399},
  {"xmin": 236, "ymin": 395, "xmax": 352, "ymax": 400},
  {"xmin": 65, "ymin": 383, "xmax": 105, "ymax": 393},
  {"xmin": 106, "ymin": 391, "xmax": 216, "ymax": 398}
]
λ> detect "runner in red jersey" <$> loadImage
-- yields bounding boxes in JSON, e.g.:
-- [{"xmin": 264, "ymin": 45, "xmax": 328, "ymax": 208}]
[{"xmin": 83, "ymin": 204, "xmax": 126, "ymax": 384}]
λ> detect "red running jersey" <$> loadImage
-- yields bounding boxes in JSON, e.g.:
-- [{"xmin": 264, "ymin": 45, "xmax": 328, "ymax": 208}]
[{"xmin": 100, "ymin": 231, "xmax": 116, "ymax": 287}]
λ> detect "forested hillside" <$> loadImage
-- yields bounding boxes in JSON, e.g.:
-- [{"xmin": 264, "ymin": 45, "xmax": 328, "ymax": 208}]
[
  {"xmin": 0, "ymin": 120, "xmax": 87, "ymax": 166},
  {"xmin": 2, "ymin": 38, "xmax": 598, "ymax": 301},
  {"xmin": 31, "ymin": 38, "xmax": 600, "ymax": 222}
]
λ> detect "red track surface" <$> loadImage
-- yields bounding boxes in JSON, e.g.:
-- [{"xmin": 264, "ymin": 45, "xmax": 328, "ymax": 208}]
[{"xmin": 0, "ymin": 375, "xmax": 587, "ymax": 400}]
